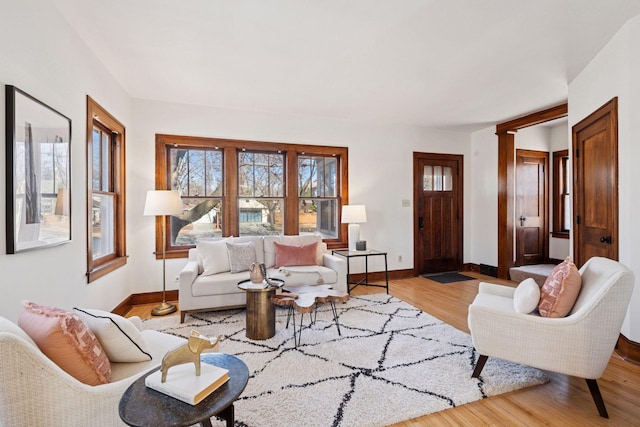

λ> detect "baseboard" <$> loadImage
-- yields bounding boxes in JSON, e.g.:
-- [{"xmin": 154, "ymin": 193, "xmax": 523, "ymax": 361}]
[
  {"xmin": 616, "ymin": 333, "xmax": 640, "ymax": 366},
  {"xmin": 112, "ymin": 290, "xmax": 179, "ymax": 316},
  {"xmin": 348, "ymin": 268, "xmax": 414, "ymax": 284}
]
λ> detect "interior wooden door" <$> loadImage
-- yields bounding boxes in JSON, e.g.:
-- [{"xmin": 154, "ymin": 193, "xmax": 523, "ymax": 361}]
[
  {"xmin": 573, "ymin": 98, "xmax": 618, "ymax": 267},
  {"xmin": 413, "ymin": 153, "xmax": 463, "ymax": 274},
  {"xmin": 515, "ymin": 150, "xmax": 548, "ymax": 265}
]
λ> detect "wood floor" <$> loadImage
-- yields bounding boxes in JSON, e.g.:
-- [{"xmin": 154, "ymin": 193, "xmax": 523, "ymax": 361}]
[{"xmin": 127, "ymin": 273, "xmax": 640, "ymax": 426}]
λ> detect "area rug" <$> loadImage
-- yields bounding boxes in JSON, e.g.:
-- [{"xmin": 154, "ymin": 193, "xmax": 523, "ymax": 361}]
[
  {"xmin": 421, "ymin": 272, "xmax": 475, "ymax": 283},
  {"xmin": 143, "ymin": 294, "xmax": 547, "ymax": 427}
]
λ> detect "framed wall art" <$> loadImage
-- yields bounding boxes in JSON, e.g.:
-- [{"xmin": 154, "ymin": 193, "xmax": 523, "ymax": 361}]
[{"xmin": 5, "ymin": 85, "xmax": 71, "ymax": 253}]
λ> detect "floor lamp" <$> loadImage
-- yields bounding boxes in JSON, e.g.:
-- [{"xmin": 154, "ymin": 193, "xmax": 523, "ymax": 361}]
[{"xmin": 144, "ymin": 190, "xmax": 183, "ymax": 316}]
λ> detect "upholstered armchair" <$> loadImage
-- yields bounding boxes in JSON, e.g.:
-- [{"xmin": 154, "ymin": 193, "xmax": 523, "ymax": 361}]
[{"xmin": 468, "ymin": 257, "xmax": 634, "ymax": 418}]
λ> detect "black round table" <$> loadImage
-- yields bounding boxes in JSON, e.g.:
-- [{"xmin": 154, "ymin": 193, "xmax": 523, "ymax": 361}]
[{"xmin": 119, "ymin": 354, "xmax": 249, "ymax": 427}]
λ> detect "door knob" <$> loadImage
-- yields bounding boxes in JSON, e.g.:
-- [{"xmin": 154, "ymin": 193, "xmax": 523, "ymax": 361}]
[
  {"xmin": 600, "ymin": 236, "xmax": 612, "ymax": 244},
  {"xmin": 418, "ymin": 217, "xmax": 424, "ymax": 230},
  {"xmin": 519, "ymin": 215, "xmax": 526, "ymax": 226}
]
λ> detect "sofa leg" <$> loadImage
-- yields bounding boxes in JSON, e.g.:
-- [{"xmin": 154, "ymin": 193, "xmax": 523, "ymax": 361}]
[
  {"xmin": 180, "ymin": 311, "xmax": 186, "ymax": 323},
  {"xmin": 586, "ymin": 378, "xmax": 609, "ymax": 418},
  {"xmin": 472, "ymin": 354, "xmax": 488, "ymax": 378}
]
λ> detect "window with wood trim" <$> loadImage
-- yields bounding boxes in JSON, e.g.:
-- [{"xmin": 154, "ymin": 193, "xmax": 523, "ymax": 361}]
[
  {"xmin": 155, "ymin": 135, "xmax": 349, "ymax": 258},
  {"xmin": 552, "ymin": 149, "xmax": 570, "ymax": 238},
  {"xmin": 86, "ymin": 97, "xmax": 126, "ymax": 282}
]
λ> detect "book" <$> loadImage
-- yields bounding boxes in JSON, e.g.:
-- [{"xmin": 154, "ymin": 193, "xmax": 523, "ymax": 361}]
[{"xmin": 145, "ymin": 363, "xmax": 230, "ymax": 405}]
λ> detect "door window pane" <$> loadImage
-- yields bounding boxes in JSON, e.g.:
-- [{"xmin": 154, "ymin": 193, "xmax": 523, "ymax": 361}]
[{"xmin": 423, "ymin": 166, "xmax": 433, "ymax": 191}]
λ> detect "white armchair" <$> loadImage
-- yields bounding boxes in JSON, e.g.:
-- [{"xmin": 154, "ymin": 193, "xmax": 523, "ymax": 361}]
[
  {"xmin": 0, "ymin": 315, "xmax": 186, "ymax": 427},
  {"xmin": 468, "ymin": 257, "xmax": 634, "ymax": 418}
]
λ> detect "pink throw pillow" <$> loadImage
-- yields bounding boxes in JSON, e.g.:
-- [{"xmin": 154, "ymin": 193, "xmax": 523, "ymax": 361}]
[
  {"xmin": 274, "ymin": 241, "xmax": 318, "ymax": 267},
  {"xmin": 18, "ymin": 301, "xmax": 111, "ymax": 385},
  {"xmin": 538, "ymin": 257, "xmax": 582, "ymax": 318}
]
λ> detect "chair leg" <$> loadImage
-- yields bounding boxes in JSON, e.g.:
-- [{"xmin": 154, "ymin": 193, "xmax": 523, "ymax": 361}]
[
  {"xmin": 472, "ymin": 354, "xmax": 488, "ymax": 378},
  {"xmin": 586, "ymin": 378, "xmax": 609, "ymax": 418}
]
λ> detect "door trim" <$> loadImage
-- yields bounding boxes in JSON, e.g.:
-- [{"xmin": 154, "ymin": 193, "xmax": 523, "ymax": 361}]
[
  {"xmin": 413, "ymin": 152, "xmax": 464, "ymax": 276},
  {"xmin": 572, "ymin": 97, "xmax": 618, "ymax": 266},
  {"xmin": 496, "ymin": 103, "xmax": 567, "ymax": 279}
]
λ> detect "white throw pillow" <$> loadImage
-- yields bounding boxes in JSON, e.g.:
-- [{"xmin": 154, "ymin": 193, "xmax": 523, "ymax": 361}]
[
  {"xmin": 197, "ymin": 239, "xmax": 231, "ymax": 276},
  {"xmin": 73, "ymin": 308, "xmax": 152, "ymax": 362},
  {"xmin": 513, "ymin": 278, "xmax": 541, "ymax": 314}
]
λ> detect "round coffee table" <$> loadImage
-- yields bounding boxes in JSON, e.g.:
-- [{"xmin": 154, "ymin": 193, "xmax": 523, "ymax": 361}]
[
  {"xmin": 119, "ymin": 353, "xmax": 249, "ymax": 427},
  {"xmin": 237, "ymin": 278, "xmax": 284, "ymax": 340}
]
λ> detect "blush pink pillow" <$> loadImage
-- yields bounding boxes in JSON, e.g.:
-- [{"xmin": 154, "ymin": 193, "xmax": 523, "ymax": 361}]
[
  {"xmin": 274, "ymin": 241, "xmax": 318, "ymax": 267},
  {"xmin": 538, "ymin": 257, "xmax": 582, "ymax": 318},
  {"xmin": 18, "ymin": 301, "xmax": 111, "ymax": 385}
]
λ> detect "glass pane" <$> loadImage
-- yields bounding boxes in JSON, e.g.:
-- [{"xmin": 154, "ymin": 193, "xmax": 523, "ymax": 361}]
[
  {"xmin": 238, "ymin": 152, "xmax": 254, "ymax": 196},
  {"xmin": 170, "ymin": 148, "xmax": 189, "ymax": 193},
  {"xmin": 101, "ymin": 132, "xmax": 110, "ymax": 191},
  {"xmin": 91, "ymin": 194, "xmax": 115, "ymax": 259},
  {"xmin": 443, "ymin": 166, "xmax": 452, "ymax": 191},
  {"xmin": 238, "ymin": 198, "xmax": 283, "ymax": 236},
  {"xmin": 299, "ymin": 198, "xmax": 338, "ymax": 238},
  {"xmin": 92, "ymin": 129, "xmax": 101, "ymax": 190},
  {"xmin": 434, "ymin": 166, "xmax": 443, "ymax": 191},
  {"xmin": 323, "ymin": 157, "xmax": 337, "ymax": 197},
  {"xmin": 205, "ymin": 151, "xmax": 223, "ymax": 196},
  {"xmin": 298, "ymin": 157, "xmax": 314, "ymax": 197},
  {"xmin": 172, "ymin": 198, "xmax": 222, "ymax": 246},
  {"xmin": 188, "ymin": 150, "xmax": 205, "ymax": 196},
  {"xmin": 563, "ymin": 194, "xmax": 571, "ymax": 231},
  {"xmin": 423, "ymin": 165, "xmax": 433, "ymax": 191}
]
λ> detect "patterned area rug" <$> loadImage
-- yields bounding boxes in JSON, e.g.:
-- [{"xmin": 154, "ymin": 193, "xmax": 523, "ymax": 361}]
[{"xmin": 143, "ymin": 294, "xmax": 547, "ymax": 427}]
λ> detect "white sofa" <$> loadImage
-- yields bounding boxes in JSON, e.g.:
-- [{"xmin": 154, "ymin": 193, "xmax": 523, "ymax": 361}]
[
  {"xmin": 0, "ymin": 314, "xmax": 186, "ymax": 427},
  {"xmin": 179, "ymin": 235, "xmax": 347, "ymax": 322}
]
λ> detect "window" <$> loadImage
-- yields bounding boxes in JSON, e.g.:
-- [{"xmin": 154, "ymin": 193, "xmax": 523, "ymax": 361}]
[
  {"xmin": 169, "ymin": 146, "xmax": 223, "ymax": 246},
  {"xmin": 86, "ymin": 97, "xmax": 126, "ymax": 282},
  {"xmin": 155, "ymin": 135, "xmax": 349, "ymax": 258},
  {"xmin": 238, "ymin": 151, "xmax": 284, "ymax": 236},
  {"xmin": 298, "ymin": 155, "xmax": 339, "ymax": 238},
  {"xmin": 552, "ymin": 149, "xmax": 570, "ymax": 238}
]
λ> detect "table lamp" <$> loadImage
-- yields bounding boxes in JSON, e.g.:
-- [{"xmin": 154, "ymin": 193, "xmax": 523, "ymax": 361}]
[
  {"xmin": 144, "ymin": 190, "xmax": 183, "ymax": 316},
  {"xmin": 341, "ymin": 205, "xmax": 367, "ymax": 252}
]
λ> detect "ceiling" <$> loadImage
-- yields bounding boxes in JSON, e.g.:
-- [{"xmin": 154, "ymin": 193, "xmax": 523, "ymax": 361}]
[{"xmin": 52, "ymin": 0, "xmax": 640, "ymax": 131}]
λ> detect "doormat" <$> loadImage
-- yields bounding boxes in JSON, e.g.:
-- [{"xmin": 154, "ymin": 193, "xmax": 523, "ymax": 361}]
[{"xmin": 421, "ymin": 272, "xmax": 475, "ymax": 284}]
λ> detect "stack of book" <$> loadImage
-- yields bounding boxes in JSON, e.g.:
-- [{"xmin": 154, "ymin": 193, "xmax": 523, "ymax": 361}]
[{"xmin": 145, "ymin": 363, "xmax": 229, "ymax": 405}]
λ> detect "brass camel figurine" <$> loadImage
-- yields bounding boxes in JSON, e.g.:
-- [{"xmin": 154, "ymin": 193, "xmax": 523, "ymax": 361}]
[{"xmin": 160, "ymin": 330, "xmax": 221, "ymax": 383}]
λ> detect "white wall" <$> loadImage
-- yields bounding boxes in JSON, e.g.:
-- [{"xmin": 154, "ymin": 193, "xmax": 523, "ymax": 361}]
[
  {"xmin": 128, "ymin": 99, "xmax": 473, "ymax": 292},
  {"xmin": 469, "ymin": 126, "xmax": 498, "ymax": 266},
  {"xmin": 0, "ymin": 0, "xmax": 133, "ymax": 321},
  {"xmin": 569, "ymin": 14, "xmax": 640, "ymax": 341}
]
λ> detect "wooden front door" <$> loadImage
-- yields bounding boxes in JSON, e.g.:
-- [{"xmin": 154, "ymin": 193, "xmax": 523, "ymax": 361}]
[
  {"xmin": 515, "ymin": 150, "xmax": 548, "ymax": 265},
  {"xmin": 414, "ymin": 153, "xmax": 463, "ymax": 274},
  {"xmin": 572, "ymin": 98, "xmax": 618, "ymax": 267}
]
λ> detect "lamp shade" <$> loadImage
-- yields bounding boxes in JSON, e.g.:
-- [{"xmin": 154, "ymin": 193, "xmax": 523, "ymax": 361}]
[
  {"xmin": 341, "ymin": 205, "xmax": 367, "ymax": 224},
  {"xmin": 143, "ymin": 190, "xmax": 183, "ymax": 216}
]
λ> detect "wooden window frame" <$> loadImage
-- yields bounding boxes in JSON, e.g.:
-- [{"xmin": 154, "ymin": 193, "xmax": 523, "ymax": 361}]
[
  {"xmin": 552, "ymin": 149, "xmax": 570, "ymax": 239},
  {"xmin": 155, "ymin": 134, "xmax": 349, "ymax": 259},
  {"xmin": 86, "ymin": 96, "xmax": 127, "ymax": 282}
]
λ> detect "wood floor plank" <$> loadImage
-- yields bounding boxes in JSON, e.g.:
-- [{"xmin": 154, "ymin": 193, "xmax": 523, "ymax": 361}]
[{"xmin": 127, "ymin": 274, "xmax": 640, "ymax": 426}]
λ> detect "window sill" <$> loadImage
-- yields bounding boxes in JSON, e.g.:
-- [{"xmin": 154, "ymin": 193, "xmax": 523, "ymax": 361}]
[{"xmin": 88, "ymin": 256, "xmax": 128, "ymax": 283}]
